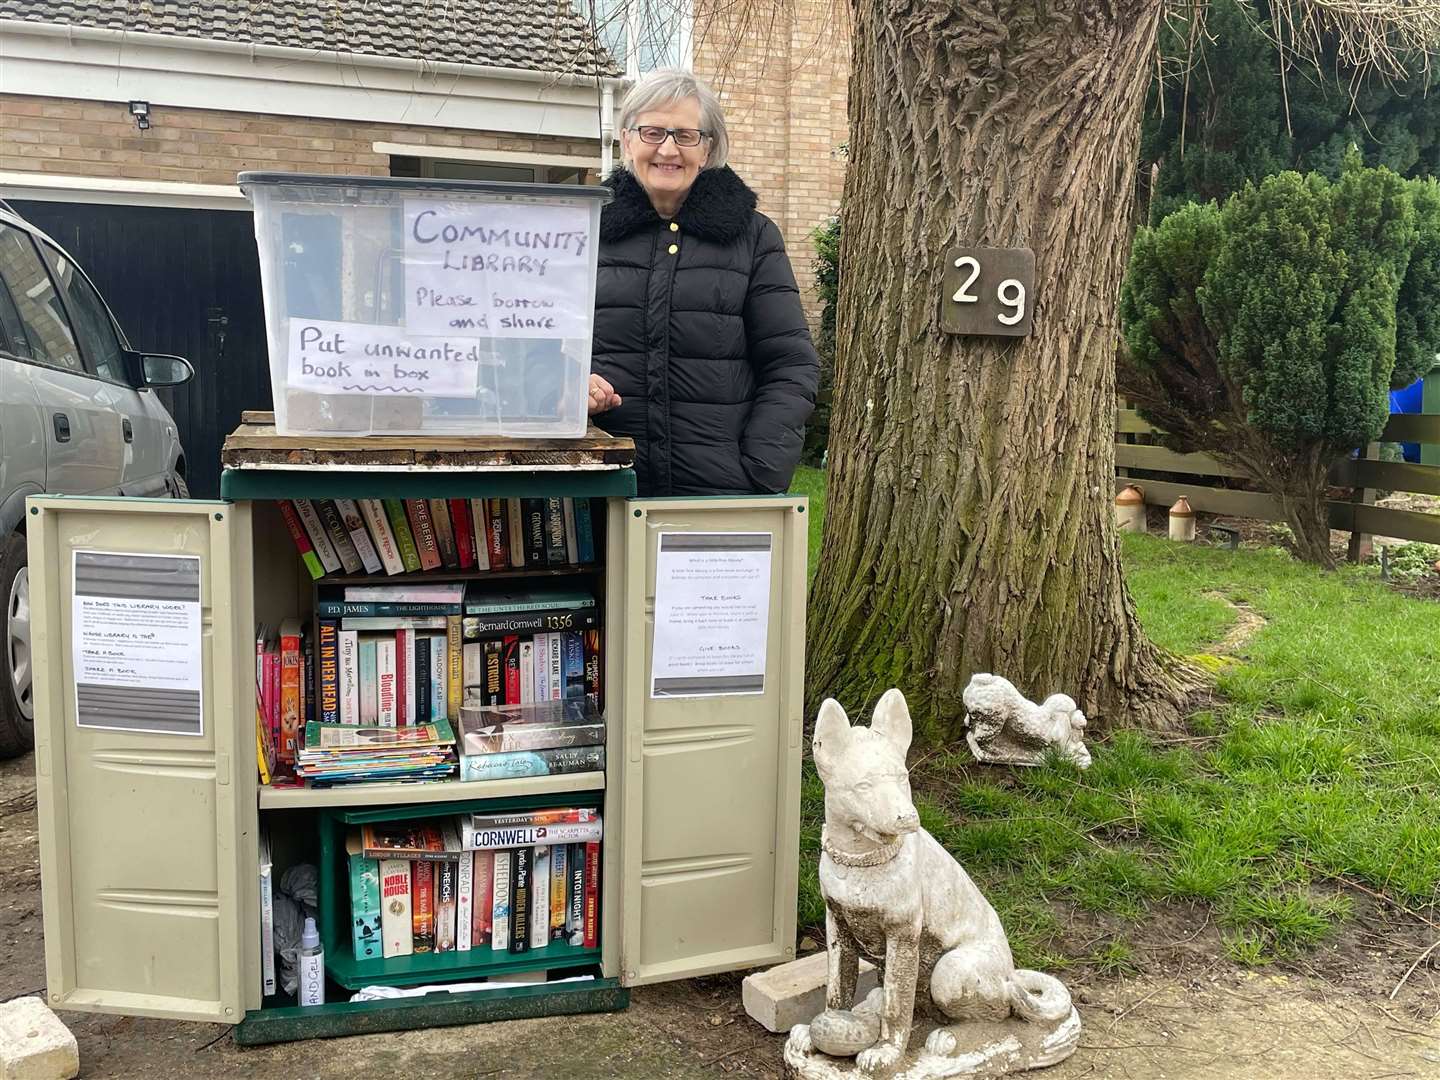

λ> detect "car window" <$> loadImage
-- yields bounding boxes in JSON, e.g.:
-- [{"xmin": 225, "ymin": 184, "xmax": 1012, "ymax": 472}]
[
  {"xmin": 39, "ymin": 242, "xmax": 127, "ymax": 383},
  {"xmin": 0, "ymin": 273, "xmax": 33, "ymax": 359},
  {"xmin": 0, "ymin": 225, "xmax": 83, "ymax": 372}
]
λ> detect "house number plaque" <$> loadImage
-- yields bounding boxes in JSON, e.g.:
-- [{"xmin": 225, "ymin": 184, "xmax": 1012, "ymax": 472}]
[{"xmin": 940, "ymin": 247, "xmax": 1035, "ymax": 337}]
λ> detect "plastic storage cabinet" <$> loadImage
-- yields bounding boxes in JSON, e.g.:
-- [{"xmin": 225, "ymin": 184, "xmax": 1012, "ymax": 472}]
[{"xmin": 26, "ymin": 418, "xmax": 807, "ymax": 1044}]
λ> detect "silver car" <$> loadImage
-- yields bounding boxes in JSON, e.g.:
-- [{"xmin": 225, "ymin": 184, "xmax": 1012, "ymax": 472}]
[{"xmin": 0, "ymin": 202, "xmax": 192, "ymax": 757}]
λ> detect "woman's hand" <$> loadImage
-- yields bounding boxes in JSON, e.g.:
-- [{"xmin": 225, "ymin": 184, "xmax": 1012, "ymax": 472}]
[{"xmin": 588, "ymin": 373, "xmax": 622, "ymax": 415}]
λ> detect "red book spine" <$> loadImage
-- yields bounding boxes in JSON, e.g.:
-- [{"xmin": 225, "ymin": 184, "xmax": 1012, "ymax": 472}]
[
  {"xmin": 277, "ymin": 500, "xmax": 313, "ymax": 554},
  {"xmin": 487, "ymin": 498, "xmax": 508, "ymax": 565},
  {"xmin": 503, "ymin": 635, "xmax": 520, "ymax": 705},
  {"xmin": 583, "ymin": 841, "xmax": 600, "ymax": 948},
  {"xmin": 449, "ymin": 498, "xmax": 475, "ymax": 570},
  {"xmin": 413, "ymin": 860, "xmax": 435, "ymax": 953},
  {"xmin": 265, "ymin": 646, "xmax": 281, "ymax": 765}
]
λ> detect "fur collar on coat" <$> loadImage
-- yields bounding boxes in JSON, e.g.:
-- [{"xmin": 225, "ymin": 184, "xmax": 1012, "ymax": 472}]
[{"xmin": 599, "ymin": 166, "xmax": 758, "ymax": 245}]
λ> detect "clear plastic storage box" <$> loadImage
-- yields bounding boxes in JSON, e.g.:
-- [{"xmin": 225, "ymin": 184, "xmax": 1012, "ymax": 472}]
[{"xmin": 240, "ymin": 172, "xmax": 612, "ymax": 438}]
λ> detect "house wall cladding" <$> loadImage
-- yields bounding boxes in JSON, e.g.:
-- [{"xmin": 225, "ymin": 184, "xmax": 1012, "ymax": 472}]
[{"xmin": 0, "ymin": 94, "xmax": 596, "ymax": 185}]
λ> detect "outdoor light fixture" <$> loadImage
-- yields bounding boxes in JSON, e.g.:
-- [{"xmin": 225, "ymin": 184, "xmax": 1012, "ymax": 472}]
[{"xmin": 128, "ymin": 100, "xmax": 150, "ymax": 130}]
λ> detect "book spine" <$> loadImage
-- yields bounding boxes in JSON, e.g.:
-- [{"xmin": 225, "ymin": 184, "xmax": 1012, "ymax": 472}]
[
  {"xmin": 455, "ymin": 851, "xmax": 474, "ymax": 952},
  {"xmin": 523, "ymin": 498, "xmax": 547, "ymax": 566},
  {"xmin": 567, "ymin": 842, "xmax": 585, "ymax": 945},
  {"xmin": 462, "ymin": 607, "xmax": 600, "ymax": 641},
  {"xmin": 379, "ymin": 859, "xmax": 413, "ymax": 957},
  {"xmin": 318, "ymin": 620, "xmax": 339, "ymax": 724},
  {"xmin": 543, "ymin": 497, "xmax": 567, "ymax": 565},
  {"xmin": 462, "ymin": 641, "xmax": 482, "ymax": 699},
  {"xmin": 434, "ymin": 859, "xmax": 458, "ymax": 953},
  {"xmin": 510, "ymin": 847, "xmax": 531, "ymax": 953},
  {"xmin": 550, "ymin": 842, "xmax": 568, "ymax": 940},
  {"xmin": 412, "ymin": 859, "xmax": 434, "ymax": 953},
  {"xmin": 473, "ymin": 849, "xmax": 493, "ymax": 948},
  {"xmin": 279, "ymin": 623, "xmax": 301, "ymax": 764},
  {"xmin": 463, "ymin": 822, "xmax": 604, "ymax": 850},
  {"xmin": 430, "ymin": 634, "xmax": 447, "ymax": 722},
  {"xmin": 584, "ymin": 629, "xmax": 602, "ymax": 705},
  {"xmin": 563, "ymin": 631, "xmax": 585, "ymax": 700},
  {"xmin": 468, "ymin": 498, "xmax": 491, "ymax": 571},
  {"xmin": 335, "ymin": 498, "xmax": 383, "ymax": 574},
  {"xmin": 259, "ymin": 839, "xmax": 276, "ymax": 993},
  {"xmin": 519, "ymin": 640, "xmax": 535, "ymax": 705},
  {"xmin": 530, "ymin": 846, "xmax": 550, "ymax": 950},
  {"xmin": 574, "ymin": 498, "xmax": 595, "ymax": 564},
  {"xmin": 384, "ymin": 499, "xmax": 422, "ymax": 573},
  {"xmin": 316, "ymin": 499, "xmax": 363, "ymax": 574},
  {"xmin": 317, "ymin": 600, "xmax": 463, "ymax": 617},
  {"xmin": 349, "ymin": 852, "xmax": 382, "ymax": 960},
  {"xmin": 405, "ymin": 499, "xmax": 442, "ymax": 571},
  {"xmin": 507, "ymin": 498, "xmax": 527, "ymax": 568},
  {"xmin": 277, "ymin": 501, "xmax": 325, "ymax": 580},
  {"xmin": 486, "ymin": 498, "xmax": 508, "ymax": 568},
  {"xmin": 358, "ymin": 636, "xmax": 378, "ymax": 725},
  {"xmin": 483, "ymin": 640, "xmax": 503, "ymax": 706},
  {"xmin": 338, "ymin": 630, "xmax": 359, "ymax": 723},
  {"xmin": 548, "ymin": 634, "xmax": 563, "ymax": 701},
  {"xmin": 446, "ymin": 615, "xmax": 463, "ymax": 723},
  {"xmin": 463, "ymin": 722, "xmax": 606, "ymax": 755},
  {"xmin": 502, "ymin": 636, "xmax": 521, "ymax": 705},
  {"xmin": 376, "ymin": 637, "xmax": 397, "ymax": 727},
  {"xmin": 533, "ymin": 633, "xmax": 550, "ymax": 702},
  {"xmin": 490, "ymin": 850, "xmax": 511, "ymax": 952},
  {"xmin": 414, "ymin": 635, "xmax": 430, "ymax": 722},
  {"xmin": 302, "ymin": 627, "xmax": 314, "ymax": 728},
  {"xmin": 583, "ymin": 841, "xmax": 600, "ymax": 948},
  {"xmin": 359, "ymin": 498, "xmax": 405, "ymax": 576},
  {"xmin": 562, "ymin": 497, "xmax": 579, "ymax": 565},
  {"xmin": 397, "ymin": 629, "xmax": 412, "ymax": 726},
  {"xmin": 458, "ymin": 745, "xmax": 605, "ymax": 782},
  {"xmin": 449, "ymin": 498, "xmax": 475, "ymax": 570},
  {"xmin": 341, "ymin": 616, "xmax": 448, "ymax": 632},
  {"xmin": 293, "ymin": 499, "xmax": 342, "ymax": 574},
  {"xmin": 429, "ymin": 498, "xmax": 460, "ymax": 570}
]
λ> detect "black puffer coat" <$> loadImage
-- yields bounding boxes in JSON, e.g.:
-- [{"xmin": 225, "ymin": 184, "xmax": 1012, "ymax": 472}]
[{"xmin": 591, "ymin": 167, "xmax": 819, "ymax": 496}]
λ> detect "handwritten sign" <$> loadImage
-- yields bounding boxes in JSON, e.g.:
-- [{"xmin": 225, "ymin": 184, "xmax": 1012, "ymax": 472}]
[
  {"xmin": 287, "ymin": 318, "xmax": 484, "ymax": 397},
  {"xmin": 940, "ymin": 247, "xmax": 1035, "ymax": 337},
  {"xmin": 403, "ymin": 199, "xmax": 592, "ymax": 340}
]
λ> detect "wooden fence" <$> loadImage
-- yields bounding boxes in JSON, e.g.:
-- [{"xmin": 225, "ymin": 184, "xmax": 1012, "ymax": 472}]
[{"xmin": 1115, "ymin": 409, "xmax": 1440, "ymax": 551}]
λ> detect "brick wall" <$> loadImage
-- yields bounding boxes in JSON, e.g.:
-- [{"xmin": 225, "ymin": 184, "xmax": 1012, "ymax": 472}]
[
  {"xmin": 693, "ymin": 0, "xmax": 849, "ymax": 315},
  {"xmin": 0, "ymin": 95, "xmax": 597, "ymax": 187}
]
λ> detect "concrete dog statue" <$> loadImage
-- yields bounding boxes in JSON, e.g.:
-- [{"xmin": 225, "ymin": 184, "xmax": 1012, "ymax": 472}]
[
  {"xmin": 785, "ymin": 689, "xmax": 1079, "ymax": 1078},
  {"xmin": 962, "ymin": 673, "xmax": 1092, "ymax": 770}
]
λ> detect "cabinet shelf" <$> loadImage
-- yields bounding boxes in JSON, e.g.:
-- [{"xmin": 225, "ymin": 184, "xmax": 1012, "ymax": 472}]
[
  {"xmin": 259, "ymin": 771, "xmax": 605, "ymax": 809},
  {"xmin": 327, "ymin": 939, "xmax": 601, "ymax": 990}
]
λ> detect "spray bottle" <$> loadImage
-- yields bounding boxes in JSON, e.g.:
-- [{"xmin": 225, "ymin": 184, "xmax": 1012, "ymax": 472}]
[{"xmin": 298, "ymin": 916, "xmax": 325, "ymax": 1006}]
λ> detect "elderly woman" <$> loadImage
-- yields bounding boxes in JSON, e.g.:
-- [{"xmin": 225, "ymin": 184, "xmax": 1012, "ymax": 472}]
[{"xmin": 588, "ymin": 69, "xmax": 820, "ymax": 497}]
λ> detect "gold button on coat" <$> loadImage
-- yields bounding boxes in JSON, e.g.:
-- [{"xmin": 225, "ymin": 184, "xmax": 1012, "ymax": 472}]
[
  {"xmin": 669, "ymin": 222, "xmax": 679, "ymax": 231},
  {"xmin": 668, "ymin": 243, "xmax": 679, "ymax": 255}
]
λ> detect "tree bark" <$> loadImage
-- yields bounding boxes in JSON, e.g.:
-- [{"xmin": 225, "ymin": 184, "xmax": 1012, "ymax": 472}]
[{"xmin": 807, "ymin": 0, "xmax": 1199, "ymax": 737}]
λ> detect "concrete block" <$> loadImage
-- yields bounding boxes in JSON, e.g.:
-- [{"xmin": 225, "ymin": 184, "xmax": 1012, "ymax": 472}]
[
  {"xmin": 742, "ymin": 951, "xmax": 879, "ymax": 1033},
  {"xmin": 0, "ymin": 997, "xmax": 79, "ymax": 1080}
]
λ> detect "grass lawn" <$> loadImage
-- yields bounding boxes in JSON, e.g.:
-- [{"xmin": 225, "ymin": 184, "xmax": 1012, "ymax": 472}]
[{"xmin": 791, "ymin": 467, "xmax": 1440, "ymax": 971}]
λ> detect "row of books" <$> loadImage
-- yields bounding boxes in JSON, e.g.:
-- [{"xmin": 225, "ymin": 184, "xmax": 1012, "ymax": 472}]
[
  {"xmin": 278, "ymin": 496, "xmax": 598, "ymax": 581},
  {"xmin": 350, "ymin": 810, "xmax": 602, "ymax": 960}
]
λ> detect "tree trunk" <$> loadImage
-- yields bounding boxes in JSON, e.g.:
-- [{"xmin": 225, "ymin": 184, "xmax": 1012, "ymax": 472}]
[
  {"xmin": 807, "ymin": 0, "xmax": 1199, "ymax": 738},
  {"xmin": 1267, "ymin": 455, "xmax": 1339, "ymax": 569}
]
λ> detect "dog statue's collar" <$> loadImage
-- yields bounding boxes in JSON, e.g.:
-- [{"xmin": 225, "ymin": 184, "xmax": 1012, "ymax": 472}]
[{"xmin": 821, "ymin": 828, "xmax": 905, "ymax": 867}]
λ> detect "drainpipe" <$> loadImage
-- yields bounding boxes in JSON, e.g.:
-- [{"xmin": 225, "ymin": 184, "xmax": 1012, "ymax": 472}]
[{"xmin": 600, "ymin": 85, "xmax": 615, "ymax": 179}]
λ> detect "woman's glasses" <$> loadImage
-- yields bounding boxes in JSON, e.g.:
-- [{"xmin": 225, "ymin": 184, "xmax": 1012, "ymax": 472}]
[{"xmin": 629, "ymin": 126, "xmax": 709, "ymax": 148}]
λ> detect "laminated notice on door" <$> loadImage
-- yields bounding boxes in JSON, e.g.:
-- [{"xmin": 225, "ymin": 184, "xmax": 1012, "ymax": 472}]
[
  {"xmin": 71, "ymin": 550, "xmax": 204, "ymax": 736},
  {"xmin": 650, "ymin": 533, "xmax": 772, "ymax": 698}
]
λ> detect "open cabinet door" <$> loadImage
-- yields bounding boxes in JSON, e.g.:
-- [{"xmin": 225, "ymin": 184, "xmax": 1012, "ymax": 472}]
[
  {"xmin": 613, "ymin": 496, "xmax": 806, "ymax": 985},
  {"xmin": 28, "ymin": 496, "xmax": 254, "ymax": 1022}
]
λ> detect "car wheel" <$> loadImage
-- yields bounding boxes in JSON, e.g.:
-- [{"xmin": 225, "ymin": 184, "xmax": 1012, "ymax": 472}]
[
  {"xmin": 170, "ymin": 473, "xmax": 190, "ymax": 499},
  {"xmin": 0, "ymin": 531, "xmax": 34, "ymax": 759}
]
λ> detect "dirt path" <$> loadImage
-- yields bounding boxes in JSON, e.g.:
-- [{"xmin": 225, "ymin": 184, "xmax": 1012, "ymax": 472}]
[{"xmin": 3, "ymin": 754, "xmax": 1437, "ymax": 1078}]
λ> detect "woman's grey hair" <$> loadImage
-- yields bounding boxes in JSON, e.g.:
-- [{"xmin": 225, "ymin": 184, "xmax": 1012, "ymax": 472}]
[{"xmin": 618, "ymin": 68, "xmax": 729, "ymax": 170}]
